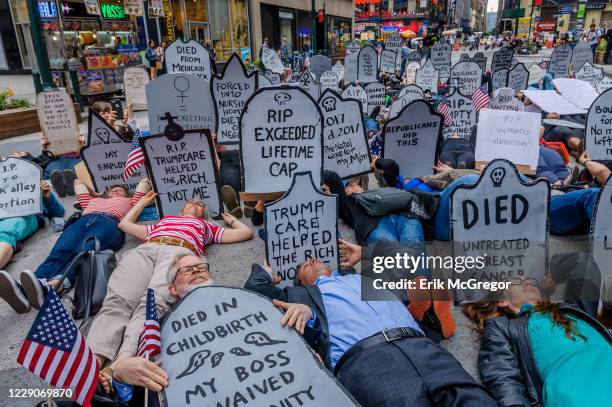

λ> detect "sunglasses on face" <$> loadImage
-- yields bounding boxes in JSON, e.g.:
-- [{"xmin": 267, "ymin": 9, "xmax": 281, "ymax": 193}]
[{"xmin": 174, "ymin": 263, "xmax": 210, "ymax": 282}]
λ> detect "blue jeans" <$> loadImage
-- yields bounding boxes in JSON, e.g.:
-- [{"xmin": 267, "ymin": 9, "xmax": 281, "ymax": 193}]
[
  {"xmin": 550, "ymin": 188, "xmax": 598, "ymax": 235},
  {"xmin": 368, "ymin": 214, "xmax": 424, "ymax": 242},
  {"xmin": 44, "ymin": 156, "xmax": 82, "ymax": 179},
  {"xmin": 434, "ymin": 174, "xmax": 480, "ymax": 241},
  {"xmin": 35, "ymin": 213, "xmax": 125, "ymax": 283}
]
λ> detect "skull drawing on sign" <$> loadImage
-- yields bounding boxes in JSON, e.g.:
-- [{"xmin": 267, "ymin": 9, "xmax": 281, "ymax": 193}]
[
  {"xmin": 274, "ymin": 92, "xmax": 292, "ymax": 105},
  {"xmin": 321, "ymin": 96, "xmax": 337, "ymax": 113},
  {"xmin": 490, "ymin": 167, "xmax": 506, "ymax": 188}
]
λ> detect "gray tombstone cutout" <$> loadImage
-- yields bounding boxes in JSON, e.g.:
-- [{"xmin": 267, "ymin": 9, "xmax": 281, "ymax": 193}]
[
  {"xmin": 357, "ymin": 45, "xmax": 378, "ymax": 83},
  {"xmin": 570, "ymin": 41, "xmax": 593, "ymax": 73},
  {"xmin": 0, "ymin": 158, "xmax": 41, "ymax": 220},
  {"xmin": 343, "ymin": 53, "xmax": 358, "ymax": 83},
  {"xmin": 164, "ymin": 38, "xmax": 214, "ymax": 81},
  {"xmin": 240, "ymin": 86, "xmax": 323, "ymax": 194},
  {"xmin": 384, "ymin": 32, "xmax": 403, "ymax": 70},
  {"xmin": 507, "ymin": 63, "xmax": 529, "ymax": 91},
  {"xmin": 405, "ymin": 61, "xmax": 420, "ymax": 84},
  {"xmin": 380, "ymin": 49, "xmax": 398, "ymax": 74},
  {"xmin": 451, "ymin": 159, "xmax": 550, "ymax": 302},
  {"xmin": 597, "ymin": 77, "xmax": 612, "ymax": 94},
  {"xmin": 382, "ymin": 100, "xmax": 442, "ymax": 178},
  {"xmin": 319, "ymin": 90, "xmax": 371, "ymax": 179},
  {"xmin": 490, "ymin": 88, "xmax": 524, "ymax": 111},
  {"xmin": 81, "ymin": 109, "xmax": 143, "ymax": 193},
  {"xmin": 257, "ymin": 74, "xmax": 272, "ymax": 88},
  {"xmin": 146, "ymin": 73, "xmax": 216, "ymax": 134},
  {"xmin": 364, "ymin": 82, "xmax": 385, "ymax": 115},
  {"xmin": 430, "ymin": 41, "xmax": 451, "ymax": 81},
  {"xmin": 265, "ymin": 172, "xmax": 339, "ymax": 287},
  {"xmin": 123, "ymin": 67, "xmax": 149, "ymax": 108},
  {"xmin": 309, "ymin": 54, "xmax": 332, "ymax": 81},
  {"xmin": 332, "ymin": 61, "xmax": 344, "ymax": 79},
  {"xmin": 159, "ymin": 286, "xmax": 357, "ymax": 406},
  {"xmin": 574, "ymin": 62, "xmax": 603, "ymax": 89},
  {"xmin": 212, "ymin": 54, "xmax": 257, "ymax": 144},
  {"xmin": 491, "ymin": 69, "xmax": 509, "ymax": 92},
  {"xmin": 528, "ymin": 63, "xmax": 544, "ymax": 86},
  {"xmin": 141, "ymin": 130, "xmax": 221, "ymax": 218},
  {"xmin": 296, "ymin": 69, "xmax": 321, "ymax": 101},
  {"xmin": 591, "ymin": 177, "xmax": 612, "ymax": 279},
  {"xmin": 491, "ymin": 47, "xmax": 513, "ymax": 71},
  {"xmin": 443, "ymin": 90, "xmax": 475, "ymax": 139},
  {"xmin": 415, "ymin": 59, "xmax": 439, "ymax": 92},
  {"xmin": 390, "ymin": 85, "xmax": 424, "ymax": 118},
  {"xmin": 261, "ymin": 46, "xmax": 285, "ymax": 74},
  {"xmin": 472, "ymin": 52, "xmax": 487, "ymax": 71},
  {"xmin": 406, "ymin": 50, "xmax": 422, "ymax": 62},
  {"xmin": 459, "ymin": 54, "xmax": 470, "ymax": 62},
  {"xmin": 451, "ymin": 61, "xmax": 482, "ymax": 96},
  {"xmin": 346, "ymin": 41, "xmax": 360, "ymax": 54},
  {"xmin": 320, "ymin": 71, "xmax": 339, "ymax": 90},
  {"xmin": 263, "ymin": 69, "xmax": 282, "ymax": 86},
  {"xmin": 548, "ymin": 44, "xmax": 572, "ymax": 79},
  {"xmin": 36, "ymin": 89, "xmax": 80, "ymax": 155},
  {"xmin": 586, "ymin": 88, "xmax": 612, "ymax": 161},
  {"xmin": 341, "ymin": 84, "xmax": 367, "ymax": 113}
]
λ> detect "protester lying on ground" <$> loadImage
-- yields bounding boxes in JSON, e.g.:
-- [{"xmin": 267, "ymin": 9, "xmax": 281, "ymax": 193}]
[
  {"xmin": 438, "ymin": 134, "xmax": 475, "ymax": 169},
  {"xmin": 538, "ymin": 145, "xmax": 572, "ymax": 184},
  {"xmin": 244, "ymin": 240, "xmax": 493, "ymax": 406},
  {"xmin": 462, "ymin": 253, "xmax": 612, "ymax": 407},
  {"xmin": 43, "ymin": 131, "xmax": 81, "ymax": 197},
  {"xmin": 0, "ymin": 178, "xmax": 150, "ymax": 314},
  {"xmin": 88, "ymin": 192, "xmax": 253, "ymax": 367},
  {"xmin": 578, "ymin": 151, "xmax": 611, "ymax": 185},
  {"xmin": 540, "ymin": 112, "xmax": 585, "ymax": 158}
]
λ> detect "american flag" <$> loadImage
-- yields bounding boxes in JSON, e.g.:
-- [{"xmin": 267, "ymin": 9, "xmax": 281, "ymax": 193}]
[
  {"xmin": 137, "ymin": 289, "xmax": 161, "ymax": 359},
  {"xmin": 123, "ymin": 128, "xmax": 145, "ymax": 181},
  {"xmin": 472, "ymin": 84, "xmax": 490, "ymax": 112},
  {"xmin": 17, "ymin": 290, "xmax": 98, "ymax": 407},
  {"xmin": 437, "ymin": 96, "xmax": 452, "ymax": 126}
]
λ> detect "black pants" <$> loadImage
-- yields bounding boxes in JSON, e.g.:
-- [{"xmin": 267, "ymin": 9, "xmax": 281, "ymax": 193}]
[
  {"xmin": 439, "ymin": 138, "xmax": 475, "ymax": 169},
  {"xmin": 218, "ymin": 149, "xmax": 241, "ymax": 192}
]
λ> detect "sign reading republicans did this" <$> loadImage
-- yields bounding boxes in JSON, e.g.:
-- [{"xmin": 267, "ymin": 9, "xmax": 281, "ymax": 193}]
[
  {"xmin": 164, "ymin": 38, "xmax": 214, "ymax": 81},
  {"xmin": 0, "ymin": 158, "xmax": 41, "ymax": 220}
]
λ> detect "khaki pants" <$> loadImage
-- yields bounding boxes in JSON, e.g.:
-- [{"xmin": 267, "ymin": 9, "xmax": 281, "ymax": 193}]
[{"xmin": 87, "ymin": 243, "xmax": 192, "ymax": 361}]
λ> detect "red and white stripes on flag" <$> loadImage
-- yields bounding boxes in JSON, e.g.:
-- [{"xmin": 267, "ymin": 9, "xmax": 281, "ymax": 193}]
[
  {"xmin": 437, "ymin": 97, "xmax": 452, "ymax": 126},
  {"xmin": 137, "ymin": 288, "xmax": 162, "ymax": 359},
  {"xmin": 123, "ymin": 128, "xmax": 145, "ymax": 181},
  {"xmin": 472, "ymin": 84, "xmax": 491, "ymax": 112}
]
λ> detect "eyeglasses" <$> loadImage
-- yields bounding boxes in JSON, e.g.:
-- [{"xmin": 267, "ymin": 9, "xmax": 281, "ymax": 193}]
[
  {"xmin": 507, "ymin": 276, "xmax": 539, "ymax": 288},
  {"xmin": 174, "ymin": 263, "xmax": 210, "ymax": 282}
]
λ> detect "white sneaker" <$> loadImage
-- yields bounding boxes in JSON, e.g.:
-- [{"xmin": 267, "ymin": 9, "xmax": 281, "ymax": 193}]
[
  {"xmin": 20, "ymin": 270, "xmax": 48, "ymax": 310},
  {"xmin": 0, "ymin": 270, "xmax": 30, "ymax": 313}
]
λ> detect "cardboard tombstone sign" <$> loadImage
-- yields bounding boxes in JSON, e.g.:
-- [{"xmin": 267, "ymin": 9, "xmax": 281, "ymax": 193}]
[
  {"xmin": 164, "ymin": 38, "xmax": 214, "ymax": 81},
  {"xmin": 405, "ymin": 61, "xmax": 419, "ymax": 84},
  {"xmin": 343, "ymin": 53, "xmax": 358, "ymax": 83},
  {"xmin": 490, "ymin": 88, "xmax": 524, "ymax": 111},
  {"xmin": 346, "ymin": 40, "xmax": 360, "ymax": 54},
  {"xmin": 319, "ymin": 90, "xmax": 371, "ymax": 179},
  {"xmin": 430, "ymin": 40, "xmax": 451, "ymax": 81},
  {"xmin": 296, "ymin": 69, "xmax": 321, "ymax": 101},
  {"xmin": 574, "ymin": 62, "xmax": 603, "ymax": 89},
  {"xmin": 257, "ymin": 74, "xmax": 272, "ymax": 88},
  {"xmin": 415, "ymin": 59, "xmax": 439, "ymax": 92},
  {"xmin": 522, "ymin": 89, "xmax": 587, "ymax": 115},
  {"xmin": 380, "ymin": 49, "xmax": 398, "ymax": 74},
  {"xmin": 491, "ymin": 69, "xmax": 509, "ymax": 92},
  {"xmin": 0, "ymin": 158, "xmax": 42, "ymax": 220},
  {"xmin": 123, "ymin": 67, "xmax": 149, "ymax": 107},
  {"xmin": 590, "ymin": 177, "xmax": 612, "ymax": 275},
  {"xmin": 341, "ymin": 84, "xmax": 368, "ymax": 113},
  {"xmin": 141, "ymin": 129, "xmax": 222, "ymax": 218},
  {"xmin": 585, "ymin": 87, "xmax": 612, "ymax": 161},
  {"xmin": 570, "ymin": 41, "xmax": 593, "ymax": 73},
  {"xmin": 475, "ymin": 109, "xmax": 541, "ymax": 171},
  {"xmin": 240, "ymin": 86, "xmax": 323, "ymax": 194},
  {"xmin": 443, "ymin": 90, "xmax": 476, "ymax": 139},
  {"xmin": 309, "ymin": 54, "xmax": 332, "ymax": 81},
  {"xmin": 548, "ymin": 44, "xmax": 572, "ymax": 79},
  {"xmin": 597, "ymin": 77, "xmax": 612, "ymax": 94},
  {"xmin": 264, "ymin": 172, "xmax": 339, "ymax": 287},
  {"xmin": 357, "ymin": 45, "xmax": 378, "ymax": 83},
  {"xmin": 451, "ymin": 61, "xmax": 482, "ymax": 96},
  {"xmin": 212, "ymin": 54, "xmax": 257, "ymax": 144},
  {"xmin": 491, "ymin": 47, "xmax": 513, "ymax": 71},
  {"xmin": 553, "ymin": 78, "xmax": 599, "ymax": 110},
  {"xmin": 365, "ymin": 82, "xmax": 385, "ymax": 115},
  {"xmin": 261, "ymin": 46, "xmax": 285, "ymax": 74},
  {"xmin": 459, "ymin": 54, "xmax": 470, "ymax": 63},
  {"xmin": 472, "ymin": 52, "xmax": 487, "ymax": 71},
  {"xmin": 262, "ymin": 70, "xmax": 282, "ymax": 86},
  {"xmin": 528, "ymin": 63, "xmax": 544, "ymax": 86},
  {"xmin": 382, "ymin": 100, "xmax": 442, "ymax": 178},
  {"xmin": 36, "ymin": 89, "xmax": 80, "ymax": 155},
  {"xmin": 450, "ymin": 159, "xmax": 550, "ymax": 302},
  {"xmin": 385, "ymin": 33, "xmax": 403, "ymax": 71},
  {"xmin": 80, "ymin": 109, "xmax": 143, "ymax": 193},
  {"xmin": 320, "ymin": 71, "xmax": 339, "ymax": 90},
  {"xmin": 332, "ymin": 61, "xmax": 344, "ymax": 79},
  {"xmin": 390, "ymin": 85, "xmax": 424, "ymax": 118},
  {"xmin": 507, "ymin": 63, "xmax": 529, "ymax": 91},
  {"xmin": 406, "ymin": 50, "xmax": 422, "ymax": 62},
  {"xmin": 160, "ymin": 287, "xmax": 357, "ymax": 407},
  {"xmin": 146, "ymin": 73, "xmax": 216, "ymax": 134}
]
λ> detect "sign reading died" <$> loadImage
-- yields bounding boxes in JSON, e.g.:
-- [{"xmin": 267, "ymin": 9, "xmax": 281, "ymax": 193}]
[
  {"xmin": 0, "ymin": 158, "xmax": 41, "ymax": 220},
  {"xmin": 164, "ymin": 38, "xmax": 214, "ymax": 81}
]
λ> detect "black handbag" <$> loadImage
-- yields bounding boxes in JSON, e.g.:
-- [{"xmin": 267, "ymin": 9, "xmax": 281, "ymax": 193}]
[{"xmin": 55, "ymin": 236, "xmax": 117, "ymax": 324}]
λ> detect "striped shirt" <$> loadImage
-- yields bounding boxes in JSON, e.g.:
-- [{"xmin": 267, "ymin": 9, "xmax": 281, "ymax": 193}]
[
  {"xmin": 75, "ymin": 180, "xmax": 150, "ymax": 221},
  {"xmin": 146, "ymin": 216, "xmax": 225, "ymax": 255}
]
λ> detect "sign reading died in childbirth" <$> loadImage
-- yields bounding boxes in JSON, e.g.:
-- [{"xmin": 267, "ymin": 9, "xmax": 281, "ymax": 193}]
[
  {"xmin": 36, "ymin": 89, "xmax": 80, "ymax": 155},
  {"xmin": 146, "ymin": 73, "xmax": 216, "ymax": 134},
  {"xmin": 159, "ymin": 286, "xmax": 356, "ymax": 407},
  {"xmin": 382, "ymin": 100, "xmax": 442, "ymax": 178},
  {"xmin": 450, "ymin": 159, "xmax": 550, "ymax": 301},
  {"xmin": 443, "ymin": 90, "xmax": 476, "ymax": 139},
  {"xmin": 585, "ymin": 87, "xmax": 612, "ymax": 161},
  {"xmin": 212, "ymin": 54, "xmax": 257, "ymax": 144},
  {"xmin": 240, "ymin": 86, "xmax": 323, "ymax": 194},
  {"xmin": 81, "ymin": 109, "xmax": 143, "ymax": 193},
  {"xmin": 591, "ymin": 176, "xmax": 612, "ymax": 277},
  {"xmin": 319, "ymin": 90, "xmax": 371, "ymax": 178},
  {"xmin": 141, "ymin": 130, "xmax": 222, "ymax": 218},
  {"xmin": 265, "ymin": 172, "xmax": 338, "ymax": 286},
  {"xmin": 0, "ymin": 158, "xmax": 41, "ymax": 219},
  {"xmin": 165, "ymin": 38, "xmax": 214, "ymax": 81}
]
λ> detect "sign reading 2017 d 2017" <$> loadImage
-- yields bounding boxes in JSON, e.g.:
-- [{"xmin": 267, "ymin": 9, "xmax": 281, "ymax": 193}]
[
  {"xmin": 319, "ymin": 90, "xmax": 371, "ymax": 179},
  {"xmin": 585, "ymin": 87, "xmax": 612, "ymax": 161},
  {"xmin": 212, "ymin": 54, "xmax": 257, "ymax": 144},
  {"xmin": 36, "ymin": 89, "xmax": 80, "ymax": 155},
  {"xmin": 591, "ymin": 176, "xmax": 612, "ymax": 277},
  {"xmin": 265, "ymin": 172, "xmax": 338, "ymax": 286},
  {"xmin": 382, "ymin": 100, "xmax": 442, "ymax": 179},
  {"xmin": 357, "ymin": 45, "xmax": 378, "ymax": 83},
  {"xmin": 443, "ymin": 90, "xmax": 475, "ymax": 139},
  {"xmin": 159, "ymin": 287, "xmax": 357, "ymax": 406},
  {"xmin": 261, "ymin": 46, "xmax": 285, "ymax": 74},
  {"xmin": 0, "ymin": 158, "xmax": 41, "ymax": 220},
  {"xmin": 450, "ymin": 61, "xmax": 482, "ymax": 96},
  {"xmin": 450, "ymin": 159, "xmax": 550, "ymax": 302},
  {"xmin": 430, "ymin": 41, "xmax": 451, "ymax": 81},
  {"xmin": 548, "ymin": 44, "xmax": 572, "ymax": 79},
  {"xmin": 491, "ymin": 47, "xmax": 513, "ymax": 71},
  {"xmin": 141, "ymin": 130, "xmax": 222, "ymax": 218},
  {"xmin": 164, "ymin": 38, "xmax": 214, "ymax": 81},
  {"xmin": 240, "ymin": 86, "xmax": 323, "ymax": 194}
]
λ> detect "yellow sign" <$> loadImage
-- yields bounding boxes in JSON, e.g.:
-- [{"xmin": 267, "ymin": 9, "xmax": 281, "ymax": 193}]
[
  {"xmin": 163, "ymin": 0, "xmax": 174, "ymax": 41},
  {"xmin": 517, "ymin": 17, "xmax": 531, "ymax": 40}
]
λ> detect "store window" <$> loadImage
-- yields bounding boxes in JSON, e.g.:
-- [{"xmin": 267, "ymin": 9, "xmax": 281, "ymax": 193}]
[
  {"xmin": 229, "ymin": 0, "xmax": 249, "ymax": 55},
  {"xmin": 279, "ymin": 10, "xmax": 294, "ymax": 55},
  {"xmin": 208, "ymin": 0, "xmax": 231, "ymax": 60}
]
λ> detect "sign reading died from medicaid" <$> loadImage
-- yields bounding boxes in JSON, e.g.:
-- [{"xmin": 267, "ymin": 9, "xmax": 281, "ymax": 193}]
[
  {"xmin": 36, "ymin": 89, "xmax": 80, "ymax": 155},
  {"xmin": 491, "ymin": 47, "xmax": 513, "ymax": 71},
  {"xmin": 574, "ymin": 62, "xmax": 603, "ymax": 89},
  {"xmin": 548, "ymin": 44, "xmax": 572, "ymax": 79},
  {"xmin": 123, "ymin": 67, "xmax": 149, "ymax": 107},
  {"xmin": 451, "ymin": 61, "xmax": 482, "ymax": 96},
  {"xmin": 165, "ymin": 38, "xmax": 213, "ymax": 81},
  {"xmin": 490, "ymin": 88, "xmax": 524, "ymax": 112},
  {"xmin": 146, "ymin": 73, "xmax": 216, "ymax": 134},
  {"xmin": 451, "ymin": 159, "xmax": 550, "ymax": 302},
  {"xmin": 141, "ymin": 130, "xmax": 221, "ymax": 218},
  {"xmin": 382, "ymin": 100, "xmax": 442, "ymax": 178},
  {"xmin": 240, "ymin": 86, "xmax": 323, "ymax": 194},
  {"xmin": 159, "ymin": 286, "xmax": 357, "ymax": 406},
  {"xmin": 357, "ymin": 45, "xmax": 378, "ymax": 83},
  {"xmin": 0, "ymin": 158, "xmax": 41, "ymax": 219},
  {"xmin": 261, "ymin": 46, "xmax": 285, "ymax": 74},
  {"xmin": 212, "ymin": 54, "xmax": 257, "ymax": 144},
  {"xmin": 319, "ymin": 90, "xmax": 371, "ymax": 179},
  {"xmin": 265, "ymin": 172, "xmax": 338, "ymax": 286},
  {"xmin": 415, "ymin": 59, "xmax": 439, "ymax": 92},
  {"xmin": 443, "ymin": 90, "xmax": 476, "ymax": 139},
  {"xmin": 553, "ymin": 78, "xmax": 599, "ymax": 110},
  {"xmin": 585, "ymin": 87, "xmax": 612, "ymax": 161},
  {"xmin": 591, "ymin": 176, "xmax": 612, "ymax": 276},
  {"xmin": 430, "ymin": 40, "xmax": 451, "ymax": 80},
  {"xmin": 342, "ymin": 84, "xmax": 367, "ymax": 113},
  {"xmin": 365, "ymin": 82, "xmax": 385, "ymax": 115}
]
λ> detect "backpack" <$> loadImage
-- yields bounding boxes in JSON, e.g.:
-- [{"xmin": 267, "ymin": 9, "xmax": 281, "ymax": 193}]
[{"xmin": 354, "ymin": 187, "xmax": 418, "ymax": 217}]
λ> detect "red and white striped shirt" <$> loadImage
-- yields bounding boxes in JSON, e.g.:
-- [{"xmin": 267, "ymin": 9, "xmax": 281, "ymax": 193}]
[
  {"xmin": 146, "ymin": 216, "xmax": 225, "ymax": 255},
  {"xmin": 75, "ymin": 181, "xmax": 149, "ymax": 221}
]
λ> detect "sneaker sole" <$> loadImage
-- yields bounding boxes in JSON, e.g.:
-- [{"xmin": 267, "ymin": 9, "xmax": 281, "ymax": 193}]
[
  {"xmin": 63, "ymin": 170, "xmax": 77, "ymax": 196},
  {"xmin": 21, "ymin": 271, "xmax": 44, "ymax": 310},
  {"xmin": 49, "ymin": 171, "xmax": 67, "ymax": 198},
  {"xmin": 221, "ymin": 186, "xmax": 242, "ymax": 217},
  {"xmin": 0, "ymin": 271, "xmax": 30, "ymax": 313}
]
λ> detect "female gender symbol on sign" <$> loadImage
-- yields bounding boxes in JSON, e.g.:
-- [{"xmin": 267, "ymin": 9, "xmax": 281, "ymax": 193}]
[{"xmin": 173, "ymin": 75, "xmax": 190, "ymax": 108}]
